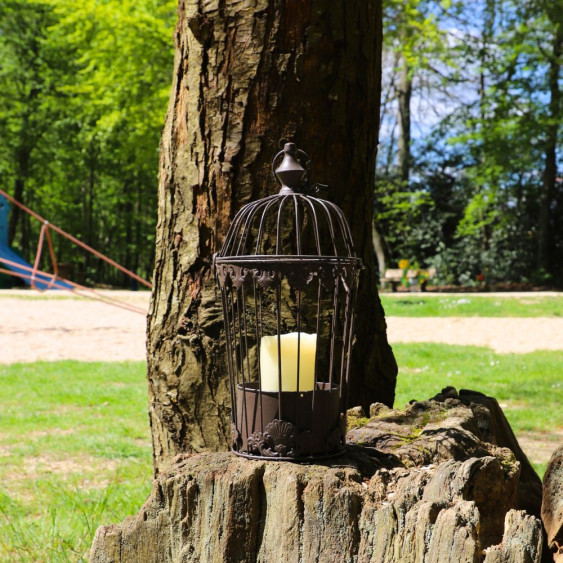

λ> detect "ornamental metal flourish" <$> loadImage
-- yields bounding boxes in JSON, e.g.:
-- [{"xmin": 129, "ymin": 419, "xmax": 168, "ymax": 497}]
[{"xmin": 215, "ymin": 142, "xmax": 362, "ymax": 461}]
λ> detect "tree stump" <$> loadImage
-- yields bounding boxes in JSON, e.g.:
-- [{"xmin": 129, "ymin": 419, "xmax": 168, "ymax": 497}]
[
  {"xmin": 542, "ymin": 445, "xmax": 563, "ymax": 562},
  {"xmin": 90, "ymin": 388, "xmax": 546, "ymax": 562}
]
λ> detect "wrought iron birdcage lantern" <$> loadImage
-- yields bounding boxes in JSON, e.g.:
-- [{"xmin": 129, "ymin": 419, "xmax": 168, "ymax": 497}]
[{"xmin": 214, "ymin": 143, "xmax": 362, "ymax": 460}]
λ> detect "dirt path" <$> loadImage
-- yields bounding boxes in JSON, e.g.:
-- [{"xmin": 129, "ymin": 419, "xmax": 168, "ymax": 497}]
[
  {"xmin": 386, "ymin": 316, "xmax": 563, "ymax": 354},
  {"xmin": 0, "ymin": 290, "xmax": 150, "ymax": 364},
  {"xmin": 1, "ymin": 290, "xmax": 563, "ymax": 363}
]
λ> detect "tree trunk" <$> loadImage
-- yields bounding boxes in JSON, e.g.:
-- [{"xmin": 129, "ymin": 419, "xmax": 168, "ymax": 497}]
[
  {"xmin": 396, "ymin": 53, "xmax": 412, "ymax": 183},
  {"xmin": 147, "ymin": 0, "xmax": 397, "ymax": 474},
  {"xmin": 372, "ymin": 220, "xmax": 387, "ymax": 276},
  {"xmin": 8, "ymin": 141, "xmax": 31, "ymax": 249},
  {"xmin": 538, "ymin": 24, "xmax": 561, "ymax": 273},
  {"xmin": 8, "ymin": 176, "xmax": 24, "ymax": 247}
]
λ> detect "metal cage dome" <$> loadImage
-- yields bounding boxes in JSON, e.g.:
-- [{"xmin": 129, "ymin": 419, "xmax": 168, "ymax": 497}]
[{"xmin": 217, "ymin": 143, "xmax": 357, "ymax": 260}]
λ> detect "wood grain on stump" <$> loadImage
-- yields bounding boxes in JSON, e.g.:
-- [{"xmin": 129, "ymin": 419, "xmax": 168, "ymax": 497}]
[
  {"xmin": 90, "ymin": 388, "xmax": 545, "ymax": 562},
  {"xmin": 542, "ymin": 445, "xmax": 563, "ymax": 562}
]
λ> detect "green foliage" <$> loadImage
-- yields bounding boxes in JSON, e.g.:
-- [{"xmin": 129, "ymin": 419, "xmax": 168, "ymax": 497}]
[
  {"xmin": 374, "ymin": 177, "xmax": 443, "ymax": 267},
  {"xmin": 384, "ymin": 0, "xmax": 454, "ymax": 72},
  {"xmin": 2, "ymin": 0, "xmax": 562, "ymax": 287},
  {"xmin": 0, "ymin": 360, "xmax": 151, "ymax": 561},
  {"xmin": 0, "ymin": 0, "xmax": 176, "ymax": 286},
  {"xmin": 377, "ymin": 0, "xmax": 563, "ymax": 286}
]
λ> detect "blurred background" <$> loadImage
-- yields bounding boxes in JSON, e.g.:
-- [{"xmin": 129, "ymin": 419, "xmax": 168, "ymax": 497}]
[
  {"xmin": 1, "ymin": 0, "xmax": 561, "ymax": 290},
  {"xmin": 375, "ymin": 0, "xmax": 562, "ymax": 289},
  {"xmin": 0, "ymin": 0, "xmax": 176, "ymax": 287}
]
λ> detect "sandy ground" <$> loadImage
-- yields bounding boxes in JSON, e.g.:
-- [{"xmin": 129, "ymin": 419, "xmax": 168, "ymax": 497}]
[
  {"xmin": 386, "ymin": 316, "xmax": 563, "ymax": 353},
  {"xmin": 0, "ymin": 290, "xmax": 151, "ymax": 364},
  {"xmin": 1, "ymin": 289, "xmax": 562, "ymax": 362},
  {"xmin": 384, "ymin": 291, "xmax": 563, "ymax": 353}
]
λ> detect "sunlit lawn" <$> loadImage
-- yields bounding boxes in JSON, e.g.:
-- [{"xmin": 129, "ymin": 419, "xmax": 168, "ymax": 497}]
[
  {"xmin": 0, "ymin": 361, "xmax": 151, "ymax": 562},
  {"xmin": 1, "ymin": 342, "xmax": 562, "ymax": 560},
  {"xmin": 380, "ymin": 293, "xmax": 563, "ymax": 317},
  {"xmin": 393, "ymin": 343, "xmax": 563, "ymax": 476}
]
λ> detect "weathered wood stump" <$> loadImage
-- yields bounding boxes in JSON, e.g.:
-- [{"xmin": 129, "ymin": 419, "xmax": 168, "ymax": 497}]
[
  {"xmin": 542, "ymin": 445, "xmax": 563, "ymax": 562},
  {"xmin": 90, "ymin": 389, "xmax": 546, "ymax": 562}
]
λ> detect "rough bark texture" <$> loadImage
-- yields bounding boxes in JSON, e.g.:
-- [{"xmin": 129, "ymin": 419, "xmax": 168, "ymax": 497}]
[
  {"xmin": 147, "ymin": 0, "xmax": 397, "ymax": 474},
  {"xmin": 483, "ymin": 510, "xmax": 544, "ymax": 563},
  {"xmin": 396, "ymin": 53, "xmax": 412, "ymax": 183},
  {"xmin": 90, "ymin": 388, "xmax": 545, "ymax": 562},
  {"xmin": 542, "ymin": 445, "xmax": 563, "ymax": 562}
]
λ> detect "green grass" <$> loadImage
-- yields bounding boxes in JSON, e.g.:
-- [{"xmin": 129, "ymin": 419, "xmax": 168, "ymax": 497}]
[
  {"xmin": 380, "ymin": 293, "xmax": 563, "ymax": 317},
  {"xmin": 0, "ymin": 361, "xmax": 152, "ymax": 562},
  {"xmin": 393, "ymin": 342, "xmax": 563, "ymax": 475},
  {"xmin": 2, "ymin": 342, "xmax": 562, "ymax": 560}
]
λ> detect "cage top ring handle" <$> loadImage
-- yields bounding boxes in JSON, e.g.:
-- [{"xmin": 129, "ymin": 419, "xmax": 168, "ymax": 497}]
[{"xmin": 272, "ymin": 142, "xmax": 313, "ymax": 193}]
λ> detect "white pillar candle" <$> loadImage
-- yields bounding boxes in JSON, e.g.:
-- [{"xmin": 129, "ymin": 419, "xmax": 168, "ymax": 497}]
[{"xmin": 259, "ymin": 332, "xmax": 317, "ymax": 392}]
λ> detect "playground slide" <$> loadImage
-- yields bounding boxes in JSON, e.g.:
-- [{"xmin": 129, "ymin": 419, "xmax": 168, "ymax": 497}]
[{"xmin": 0, "ymin": 242, "xmax": 72, "ymax": 290}]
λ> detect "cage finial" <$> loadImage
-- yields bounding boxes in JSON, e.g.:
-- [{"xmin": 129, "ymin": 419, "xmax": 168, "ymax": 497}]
[{"xmin": 274, "ymin": 143, "xmax": 307, "ymax": 194}]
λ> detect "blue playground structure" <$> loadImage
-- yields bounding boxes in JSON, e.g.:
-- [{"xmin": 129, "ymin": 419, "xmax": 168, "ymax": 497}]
[{"xmin": 0, "ymin": 194, "xmax": 71, "ymax": 290}]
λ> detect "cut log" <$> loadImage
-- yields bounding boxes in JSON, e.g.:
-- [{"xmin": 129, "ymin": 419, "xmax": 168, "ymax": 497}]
[
  {"xmin": 353, "ymin": 387, "xmax": 543, "ymax": 519},
  {"xmin": 542, "ymin": 445, "xmax": 563, "ymax": 562},
  {"xmin": 90, "ymin": 389, "xmax": 544, "ymax": 562}
]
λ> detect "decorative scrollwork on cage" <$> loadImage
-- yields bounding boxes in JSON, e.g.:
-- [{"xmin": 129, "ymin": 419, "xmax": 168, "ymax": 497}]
[{"xmin": 215, "ymin": 261, "xmax": 359, "ymax": 292}]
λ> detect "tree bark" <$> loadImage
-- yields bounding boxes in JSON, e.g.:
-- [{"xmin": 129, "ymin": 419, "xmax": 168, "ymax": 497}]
[
  {"xmin": 147, "ymin": 0, "xmax": 397, "ymax": 474},
  {"xmin": 396, "ymin": 53, "xmax": 412, "ymax": 183},
  {"xmin": 542, "ymin": 445, "xmax": 563, "ymax": 560}
]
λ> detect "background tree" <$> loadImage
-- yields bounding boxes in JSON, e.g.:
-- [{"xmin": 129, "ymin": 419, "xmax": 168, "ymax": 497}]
[
  {"xmin": 0, "ymin": 1, "xmax": 59, "ymax": 255},
  {"xmin": 2, "ymin": 0, "xmax": 560, "ymax": 290},
  {"xmin": 375, "ymin": 0, "xmax": 456, "ymax": 274},
  {"xmin": 146, "ymin": 0, "xmax": 397, "ymax": 473},
  {"xmin": 376, "ymin": 0, "xmax": 562, "ymax": 287},
  {"xmin": 0, "ymin": 0, "xmax": 175, "ymax": 285}
]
